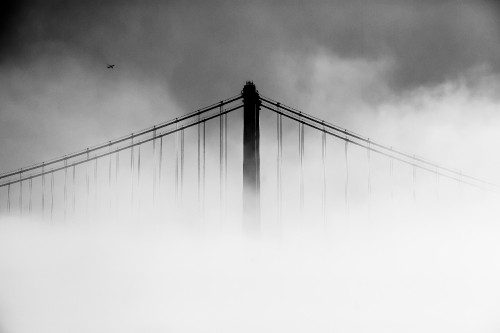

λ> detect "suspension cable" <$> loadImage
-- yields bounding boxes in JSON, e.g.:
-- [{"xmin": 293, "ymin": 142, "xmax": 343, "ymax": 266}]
[
  {"xmin": 64, "ymin": 159, "xmax": 67, "ymax": 220},
  {"xmin": 299, "ymin": 121, "xmax": 305, "ymax": 220},
  {"xmin": 345, "ymin": 139, "xmax": 349, "ymax": 215},
  {"xmin": 261, "ymin": 103, "xmax": 498, "ymax": 194},
  {"xmin": 180, "ymin": 129, "xmax": 184, "ymax": 200},
  {"xmin": 86, "ymin": 152, "xmax": 89, "ymax": 218},
  {"xmin": 203, "ymin": 121, "xmax": 206, "ymax": 218},
  {"xmin": 198, "ymin": 115, "xmax": 201, "ymax": 214},
  {"xmin": 220, "ymin": 102, "xmax": 224, "ymax": 215},
  {"xmin": 7, "ymin": 184, "xmax": 10, "ymax": 215},
  {"xmin": 94, "ymin": 159, "xmax": 98, "ymax": 215},
  {"xmin": 108, "ymin": 145, "xmax": 112, "ymax": 193},
  {"xmin": 0, "ymin": 104, "xmax": 243, "ymax": 188},
  {"xmin": 115, "ymin": 151, "xmax": 119, "ymax": 217},
  {"xmin": 72, "ymin": 165, "xmax": 76, "ymax": 216},
  {"xmin": 138, "ymin": 145, "xmax": 141, "ymax": 184},
  {"xmin": 50, "ymin": 172, "xmax": 54, "ymax": 221},
  {"xmin": 175, "ymin": 123, "xmax": 179, "ymax": 202},
  {"xmin": 367, "ymin": 140, "xmax": 371, "ymax": 196},
  {"xmin": 277, "ymin": 106, "xmax": 283, "ymax": 224},
  {"xmin": 29, "ymin": 178, "xmax": 32, "ymax": 214},
  {"xmin": 108, "ymin": 146, "xmax": 112, "ymax": 212},
  {"xmin": 152, "ymin": 128, "xmax": 156, "ymax": 204},
  {"xmin": 224, "ymin": 112, "xmax": 228, "ymax": 211},
  {"xmin": 158, "ymin": 136, "xmax": 163, "ymax": 197},
  {"xmin": 322, "ymin": 127, "xmax": 326, "ymax": 224},
  {"xmin": 19, "ymin": 173, "xmax": 22, "ymax": 216},
  {"xmin": 42, "ymin": 164, "xmax": 45, "ymax": 217},
  {"xmin": 0, "ymin": 95, "xmax": 243, "ymax": 181},
  {"xmin": 260, "ymin": 96, "xmax": 498, "ymax": 189},
  {"xmin": 137, "ymin": 144, "xmax": 141, "ymax": 215},
  {"xmin": 130, "ymin": 136, "xmax": 134, "ymax": 214}
]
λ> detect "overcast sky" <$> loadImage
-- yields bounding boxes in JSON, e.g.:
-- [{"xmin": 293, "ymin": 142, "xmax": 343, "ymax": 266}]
[
  {"xmin": 1, "ymin": 0, "xmax": 500, "ymax": 178},
  {"xmin": 3, "ymin": 2, "xmax": 500, "ymax": 332}
]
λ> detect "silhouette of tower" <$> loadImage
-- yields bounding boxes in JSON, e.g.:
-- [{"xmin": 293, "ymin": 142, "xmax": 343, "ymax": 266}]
[{"xmin": 242, "ymin": 82, "xmax": 260, "ymax": 233}]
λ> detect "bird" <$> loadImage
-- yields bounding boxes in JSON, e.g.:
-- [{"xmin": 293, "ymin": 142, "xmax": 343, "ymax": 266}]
[{"xmin": 107, "ymin": 64, "xmax": 115, "ymax": 69}]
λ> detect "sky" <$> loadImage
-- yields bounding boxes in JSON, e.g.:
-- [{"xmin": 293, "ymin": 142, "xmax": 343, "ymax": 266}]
[
  {"xmin": 1, "ymin": 1, "xmax": 500, "ymax": 332},
  {"xmin": 1, "ymin": 0, "xmax": 500, "ymax": 175}
]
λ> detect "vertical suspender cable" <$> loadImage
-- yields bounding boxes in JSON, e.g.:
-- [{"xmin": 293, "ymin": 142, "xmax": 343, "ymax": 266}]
[
  {"xmin": 220, "ymin": 103, "xmax": 224, "ymax": 215},
  {"xmin": 175, "ymin": 123, "xmax": 179, "ymax": 202},
  {"xmin": 115, "ymin": 151, "xmax": 119, "ymax": 217},
  {"xmin": 108, "ymin": 146, "xmax": 112, "ymax": 212},
  {"xmin": 131, "ymin": 135, "xmax": 134, "ymax": 213},
  {"xmin": 367, "ymin": 140, "xmax": 371, "ymax": 215},
  {"xmin": 116, "ymin": 150, "xmax": 120, "ymax": 181},
  {"xmin": 72, "ymin": 166, "xmax": 76, "ymax": 216},
  {"xmin": 19, "ymin": 173, "xmax": 22, "ymax": 216},
  {"xmin": 50, "ymin": 172, "xmax": 54, "ymax": 221},
  {"xmin": 29, "ymin": 178, "xmax": 32, "ymax": 214},
  {"xmin": 276, "ymin": 108, "xmax": 282, "ymax": 224},
  {"xmin": 344, "ymin": 139, "xmax": 349, "ymax": 215},
  {"xmin": 298, "ymin": 121, "xmax": 302, "ymax": 218},
  {"xmin": 137, "ymin": 144, "xmax": 141, "ymax": 215},
  {"xmin": 276, "ymin": 113, "xmax": 280, "ymax": 221},
  {"xmin": 367, "ymin": 140, "xmax": 371, "ymax": 196},
  {"xmin": 300, "ymin": 121, "xmax": 305, "ymax": 219},
  {"xmin": 158, "ymin": 136, "xmax": 163, "ymax": 197},
  {"xmin": 152, "ymin": 128, "xmax": 156, "ymax": 204},
  {"xmin": 64, "ymin": 160, "xmax": 67, "ymax": 220},
  {"xmin": 86, "ymin": 151, "xmax": 90, "ymax": 218},
  {"xmin": 138, "ymin": 144, "xmax": 141, "ymax": 182},
  {"xmin": 198, "ymin": 115, "xmax": 201, "ymax": 213},
  {"xmin": 108, "ymin": 145, "xmax": 112, "ymax": 189},
  {"xmin": 322, "ymin": 128, "xmax": 326, "ymax": 224},
  {"xmin": 94, "ymin": 159, "xmax": 98, "ymax": 215},
  {"xmin": 7, "ymin": 184, "xmax": 10, "ymax": 215},
  {"xmin": 224, "ymin": 113, "xmax": 228, "ymax": 211},
  {"xmin": 202, "ymin": 121, "xmax": 206, "ymax": 218},
  {"xmin": 180, "ymin": 129, "xmax": 184, "ymax": 200},
  {"xmin": 279, "ymin": 111, "xmax": 283, "ymax": 224},
  {"xmin": 42, "ymin": 163, "xmax": 45, "ymax": 217}
]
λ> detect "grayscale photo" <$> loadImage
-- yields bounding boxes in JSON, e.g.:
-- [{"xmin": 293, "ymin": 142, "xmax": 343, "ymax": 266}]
[{"xmin": 1, "ymin": 1, "xmax": 500, "ymax": 332}]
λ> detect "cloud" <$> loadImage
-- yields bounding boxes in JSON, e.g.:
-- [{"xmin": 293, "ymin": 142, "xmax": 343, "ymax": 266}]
[
  {"xmin": 1, "ymin": 3, "xmax": 500, "ymax": 331},
  {"xmin": 1, "ymin": 0, "xmax": 500, "ymax": 198},
  {"xmin": 2, "ymin": 0, "xmax": 499, "ymax": 109}
]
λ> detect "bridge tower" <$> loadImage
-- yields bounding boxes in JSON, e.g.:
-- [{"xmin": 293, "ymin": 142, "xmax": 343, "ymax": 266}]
[{"xmin": 242, "ymin": 82, "xmax": 260, "ymax": 232}]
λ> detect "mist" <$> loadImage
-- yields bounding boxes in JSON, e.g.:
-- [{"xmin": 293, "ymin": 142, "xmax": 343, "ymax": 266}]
[
  {"xmin": 1, "ymin": 196, "xmax": 500, "ymax": 333},
  {"xmin": 1, "ymin": 93, "xmax": 500, "ymax": 331},
  {"xmin": 2, "ymin": 1, "xmax": 500, "ymax": 332}
]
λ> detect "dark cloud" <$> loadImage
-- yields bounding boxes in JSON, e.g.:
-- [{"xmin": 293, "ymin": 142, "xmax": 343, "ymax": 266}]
[
  {"xmin": 0, "ymin": 0, "xmax": 499, "ymax": 190},
  {"xmin": 2, "ymin": 0, "xmax": 500, "ymax": 109},
  {"xmin": 0, "ymin": 0, "xmax": 29, "ymax": 61}
]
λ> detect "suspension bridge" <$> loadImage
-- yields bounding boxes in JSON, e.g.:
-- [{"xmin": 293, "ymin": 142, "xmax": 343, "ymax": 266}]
[{"xmin": 0, "ymin": 82, "xmax": 497, "ymax": 230}]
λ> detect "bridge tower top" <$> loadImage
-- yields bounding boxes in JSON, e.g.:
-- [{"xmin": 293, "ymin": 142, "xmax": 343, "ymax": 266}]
[
  {"xmin": 242, "ymin": 81, "xmax": 260, "ymax": 233},
  {"xmin": 242, "ymin": 80, "xmax": 258, "ymax": 94}
]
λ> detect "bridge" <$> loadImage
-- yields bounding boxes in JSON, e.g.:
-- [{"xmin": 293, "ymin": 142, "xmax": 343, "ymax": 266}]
[{"xmin": 0, "ymin": 82, "xmax": 497, "ymax": 231}]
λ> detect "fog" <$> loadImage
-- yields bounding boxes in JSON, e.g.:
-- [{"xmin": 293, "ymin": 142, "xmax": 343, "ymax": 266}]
[
  {"xmin": 1, "ymin": 197, "xmax": 500, "ymax": 333},
  {"xmin": 2, "ymin": 1, "xmax": 500, "ymax": 331},
  {"xmin": 1, "ymin": 114, "xmax": 500, "ymax": 332},
  {"xmin": 2, "ymin": 69, "xmax": 500, "ymax": 332}
]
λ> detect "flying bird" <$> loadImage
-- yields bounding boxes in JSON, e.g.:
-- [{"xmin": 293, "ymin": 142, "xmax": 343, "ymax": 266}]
[{"xmin": 107, "ymin": 64, "xmax": 115, "ymax": 69}]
